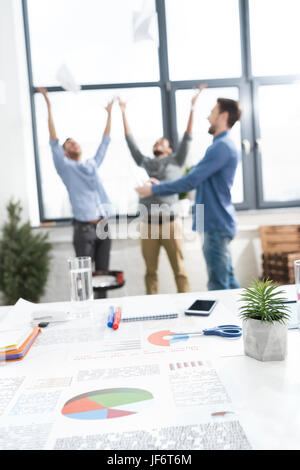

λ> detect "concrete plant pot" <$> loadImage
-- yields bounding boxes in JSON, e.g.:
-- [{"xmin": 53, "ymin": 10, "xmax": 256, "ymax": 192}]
[{"xmin": 242, "ymin": 318, "xmax": 287, "ymax": 361}]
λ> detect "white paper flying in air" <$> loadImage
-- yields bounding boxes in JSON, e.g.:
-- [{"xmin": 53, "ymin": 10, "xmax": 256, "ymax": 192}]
[
  {"xmin": 56, "ymin": 64, "xmax": 81, "ymax": 93},
  {"xmin": 132, "ymin": 1, "xmax": 158, "ymax": 44}
]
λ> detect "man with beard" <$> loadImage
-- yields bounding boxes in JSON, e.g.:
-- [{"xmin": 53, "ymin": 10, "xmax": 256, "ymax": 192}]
[
  {"xmin": 136, "ymin": 97, "xmax": 242, "ymax": 291},
  {"xmin": 118, "ymin": 86, "xmax": 206, "ymax": 295},
  {"xmin": 38, "ymin": 87, "xmax": 114, "ymax": 278}
]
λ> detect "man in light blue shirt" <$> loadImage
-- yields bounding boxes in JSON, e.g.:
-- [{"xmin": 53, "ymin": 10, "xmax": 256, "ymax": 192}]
[
  {"xmin": 38, "ymin": 88, "xmax": 113, "ymax": 276},
  {"xmin": 136, "ymin": 97, "xmax": 242, "ymax": 291}
]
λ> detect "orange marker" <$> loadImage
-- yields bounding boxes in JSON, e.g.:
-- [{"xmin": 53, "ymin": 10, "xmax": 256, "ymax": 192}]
[{"xmin": 112, "ymin": 307, "xmax": 122, "ymax": 330}]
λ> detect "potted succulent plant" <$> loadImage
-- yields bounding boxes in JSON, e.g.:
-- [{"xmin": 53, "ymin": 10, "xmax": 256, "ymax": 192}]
[{"xmin": 239, "ymin": 279, "xmax": 290, "ymax": 361}]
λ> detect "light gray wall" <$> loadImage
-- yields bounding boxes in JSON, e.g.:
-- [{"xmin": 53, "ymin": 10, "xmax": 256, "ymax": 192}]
[{"xmin": 0, "ymin": 0, "xmax": 39, "ymax": 228}]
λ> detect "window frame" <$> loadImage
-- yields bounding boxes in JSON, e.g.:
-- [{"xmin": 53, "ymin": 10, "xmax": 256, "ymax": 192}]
[{"xmin": 22, "ymin": 0, "xmax": 300, "ymax": 224}]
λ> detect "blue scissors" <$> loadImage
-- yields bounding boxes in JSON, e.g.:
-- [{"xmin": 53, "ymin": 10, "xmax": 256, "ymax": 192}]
[{"xmin": 171, "ymin": 324, "xmax": 242, "ymax": 339}]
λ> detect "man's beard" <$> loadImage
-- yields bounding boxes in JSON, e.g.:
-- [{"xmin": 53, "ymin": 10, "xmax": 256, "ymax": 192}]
[
  {"xmin": 153, "ymin": 150, "xmax": 164, "ymax": 157},
  {"xmin": 68, "ymin": 151, "xmax": 80, "ymax": 161},
  {"xmin": 208, "ymin": 124, "xmax": 216, "ymax": 135}
]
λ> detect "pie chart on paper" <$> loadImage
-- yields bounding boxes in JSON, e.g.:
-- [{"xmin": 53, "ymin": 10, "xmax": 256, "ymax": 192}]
[
  {"xmin": 61, "ymin": 388, "xmax": 153, "ymax": 420},
  {"xmin": 147, "ymin": 329, "xmax": 189, "ymax": 347}
]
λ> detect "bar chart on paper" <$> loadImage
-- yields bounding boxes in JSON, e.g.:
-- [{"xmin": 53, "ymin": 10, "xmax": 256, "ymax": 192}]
[{"xmin": 61, "ymin": 388, "xmax": 154, "ymax": 420}]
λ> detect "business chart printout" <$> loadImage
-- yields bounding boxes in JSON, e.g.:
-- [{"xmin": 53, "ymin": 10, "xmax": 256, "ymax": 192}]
[
  {"xmin": 0, "ymin": 354, "xmax": 252, "ymax": 450},
  {"xmin": 0, "ymin": 298, "xmax": 251, "ymax": 449}
]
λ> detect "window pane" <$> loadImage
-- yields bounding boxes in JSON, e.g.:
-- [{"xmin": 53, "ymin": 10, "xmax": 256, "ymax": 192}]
[
  {"xmin": 258, "ymin": 84, "xmax": 300, "ymax": 202},
  {"xmin": 175, "ymin": 87, "xmax": 243, "ymax": 204},
  {"xmin": 165, "ymin": 0, "xmax": 242, "ymax": 80},
  {"xmin": 34, "ymin": 88, "xmax": 163, "ymax": 219},
  {"xmin": 27, "ymin": 0, "xmax": 159, "ymax": 85},
  {"xmin": 250, "ymin": 0, "xmax": 300, "ymax": 76}
]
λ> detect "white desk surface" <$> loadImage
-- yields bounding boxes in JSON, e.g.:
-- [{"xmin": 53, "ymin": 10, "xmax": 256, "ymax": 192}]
[{"xmin": 0, "ymin": 285, "xmax": 299, "ymax": 450}]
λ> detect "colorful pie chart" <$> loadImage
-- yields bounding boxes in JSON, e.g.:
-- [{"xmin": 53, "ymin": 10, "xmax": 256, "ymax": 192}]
[
  {"xmin": 62, "ymin": 388, "xmax": 153, "ymax": 420},
  {"xmin": 148, "ymin": 329, "xmax": 189, "ymax": 347}
]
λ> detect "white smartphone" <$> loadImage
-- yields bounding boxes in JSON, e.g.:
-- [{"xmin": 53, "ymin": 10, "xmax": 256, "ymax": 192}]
[{"xmin": 185, "ymin": 299, "xmax": 218, "ymax": 316}]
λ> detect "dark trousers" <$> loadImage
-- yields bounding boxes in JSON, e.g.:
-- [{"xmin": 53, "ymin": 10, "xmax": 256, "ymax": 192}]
[
  {"xmin": 73, "ymin": 220, "xmax": 111, "ymax": 270},
  {"xmin": 73, "ymin": 220, "xmax": 111, "ymax": 298}
]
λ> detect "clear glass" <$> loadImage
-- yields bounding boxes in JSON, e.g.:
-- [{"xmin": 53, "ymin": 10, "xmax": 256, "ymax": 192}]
[
  {"xmin": 258, "ymin": 84, "xmax": 300, "ymax": 202},
  {"xmin": 26, "ymin": 0, "xmax": 159, "ymax": 85},
  {"xmin": 165, "ymin": 0, "xmax": 242, "ymax": 80},
  {"xmin": 34, "ymin": 87, "xmax": 163, "ymax": 218},
  {"xmin": 250, "ymin": 0, "xmax": 300, "ymax": 77},
  {"xmin": 68, "ymin": 256, "xmax": 93, "ymax": 315},
  {"xmin": 175, "ymin": 87, "xmax": 243, "ymax": 204}
]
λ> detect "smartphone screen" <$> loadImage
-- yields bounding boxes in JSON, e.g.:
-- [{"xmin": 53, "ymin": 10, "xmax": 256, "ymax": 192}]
[{"xmin": 185, "ymin": 299, "xmax": 217, "ymax": 316}]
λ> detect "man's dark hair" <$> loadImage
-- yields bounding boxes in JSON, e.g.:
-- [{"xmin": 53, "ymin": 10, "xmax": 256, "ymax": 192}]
[
  {"xmin": 63, "ymin": 138, "xmax": 71, "ymax": 149},
  {"xmin": 217, "ymin": 98, "xmax": 242, "ymax": 128}
]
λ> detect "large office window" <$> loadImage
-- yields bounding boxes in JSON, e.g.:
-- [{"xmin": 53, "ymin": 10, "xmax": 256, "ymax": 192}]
[
  {"xmin": 165, "ymin": 0, "xmax": 242, "ymax": 80},
  {"xmin": 249, "ymin": 0, "xmax": 300, "ymax": 208},
  {"xmin": 34, "ymin": 87, "xmax": 163, "ymax": 219},
  {"xmin": 27, "ymin": 0, "xmax": 159, "ymax": 85},
  {"xmin": 23, "ymin": 0, "xmax": 300, "ymax": 222}
]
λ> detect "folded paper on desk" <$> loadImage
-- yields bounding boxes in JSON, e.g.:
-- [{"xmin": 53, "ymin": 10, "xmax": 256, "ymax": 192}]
[{"xmin": 0, "ymin": 298, "xmax": 69, "ymax": 330}]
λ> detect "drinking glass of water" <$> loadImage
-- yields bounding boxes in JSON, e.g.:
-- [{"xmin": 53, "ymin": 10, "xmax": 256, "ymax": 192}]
[{"xmin": 68, "ymin": 256, "xmax": 93, "ymax": 316}]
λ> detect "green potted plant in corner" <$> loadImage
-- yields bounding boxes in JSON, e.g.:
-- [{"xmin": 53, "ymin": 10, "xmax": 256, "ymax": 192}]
[
  {"xmin": 239, "ymin": 279, "xmax": 290, "ymax": 361},
  {"xmin": 0, "ymin": 200, "xmax": 52, "ymax": 305}
]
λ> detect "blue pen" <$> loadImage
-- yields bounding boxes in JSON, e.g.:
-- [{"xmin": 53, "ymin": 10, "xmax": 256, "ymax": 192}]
[{"xmin": 107, "ymin": 306, "xmax": 115, "ymax": 328}]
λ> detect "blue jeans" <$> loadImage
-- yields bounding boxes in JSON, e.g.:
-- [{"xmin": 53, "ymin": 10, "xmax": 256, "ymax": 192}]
[{"xmin": 202, "ymin": 230, "xmax": 240, "ymax": 291}]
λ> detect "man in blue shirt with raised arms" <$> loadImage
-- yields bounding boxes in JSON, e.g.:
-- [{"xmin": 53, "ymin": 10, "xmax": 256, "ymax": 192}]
[
  {"xmin": 136, "ymin": 96, "xmax": 242, "ymax": 291},
  {"xmin": 38, "ymin": 88, "xmax": 113, "ymax": 277}
]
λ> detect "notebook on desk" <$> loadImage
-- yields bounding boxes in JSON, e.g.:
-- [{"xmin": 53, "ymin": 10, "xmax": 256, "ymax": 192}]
[
  {"xmin": 121, "ymin": 297, "xmax": 179, "ymax": 322},
  {"xmin": 122, "ymin": 312, "xmax": 179, "ymax": 322}
]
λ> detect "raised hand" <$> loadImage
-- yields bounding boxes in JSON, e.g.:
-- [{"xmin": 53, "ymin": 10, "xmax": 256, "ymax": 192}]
[
  {"xmin": 191, "ymin": 83, "xmax": 207, "ymax": 107},
  {"xmin": 118, "ymin": 97, "xmax": 127, "ymax": 114},
  {"xmin": 105, "ymin": 99, "xmax": 114, "ymax": 114},
  {"xmin": 37, "ymin": 87, "xmax": 51, "ymax": 106}
]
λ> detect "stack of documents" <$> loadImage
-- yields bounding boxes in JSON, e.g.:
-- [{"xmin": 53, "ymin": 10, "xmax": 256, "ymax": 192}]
[{"xmin": 0, "ymin": 327, "xmax": 41, "ymax": 362}]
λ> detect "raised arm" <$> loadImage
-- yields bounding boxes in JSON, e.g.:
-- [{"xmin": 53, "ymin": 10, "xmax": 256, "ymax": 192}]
[
  {"xmin": 37, "ymin": 87, "xmax": 57, "ymax": 140},
  {"xmin": 173, "ymin": 84, "xmax": 207, "ymax": 166},
  {"xmin": 186, "ymin": 84, "xmax": 207, "ymax": 135},
  {"xmin": 92, "ymin": 99, "xmax": 113, "ymax": 167},
  {"xmin": 118, "ymin": 97, "xmax": 131, "ymax": 136},
  {"xmin": 136, "ymin": 142, "xmax": 231, "ymax": 198},
  {"xmin": 118, "ymin": 97, "xmax": 146, "ymax": 166},
  {"xmin": 37, "ymin": 87, "xmax": 70, "ymax": 176},
  {"xmin": 103, "ymin": 99, "xmax": 113, "ymax": 136}
]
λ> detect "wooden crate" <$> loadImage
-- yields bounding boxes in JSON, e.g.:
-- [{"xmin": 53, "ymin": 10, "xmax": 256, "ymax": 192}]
[
  {"xmin": 259, "ymin": 225, "xmax": 300, "ymax": 254},
  {"xmin": 259, "ymin": 225, "xmax": 300, "ymax": 284},
  {"xmin": 262, "ymin": 251, "xmax": 300, "ymax": 284}
]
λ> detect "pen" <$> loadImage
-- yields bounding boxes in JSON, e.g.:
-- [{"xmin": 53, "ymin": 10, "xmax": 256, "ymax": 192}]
[
  {"xmin": 112, "ymin": 307, "xmax": 122, "ymax": 330},
  {"xmin": 107, "ymin": 306, "xmax": 115, "ymax": 328}
]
